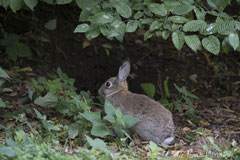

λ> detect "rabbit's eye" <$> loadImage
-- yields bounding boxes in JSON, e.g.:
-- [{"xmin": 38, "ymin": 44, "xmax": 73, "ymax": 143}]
[{"xmin": 105, "ymin": 82, "xmax": 112, "ymax": 88}]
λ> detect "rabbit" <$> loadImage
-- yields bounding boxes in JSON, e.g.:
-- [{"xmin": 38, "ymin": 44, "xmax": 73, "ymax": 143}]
[{"xmin": 98, "ymin": 58, "xmax": 174, "ymax": 145}]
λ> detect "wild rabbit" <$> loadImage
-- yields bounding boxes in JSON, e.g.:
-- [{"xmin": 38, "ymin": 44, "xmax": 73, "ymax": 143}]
[{"xmin": 98, "ymin": 58, "xmax": 174, "ymax": 145}]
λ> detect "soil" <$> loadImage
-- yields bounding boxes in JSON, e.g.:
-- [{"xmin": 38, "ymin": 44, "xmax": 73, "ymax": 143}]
[{"xmin": 1, "ymin": 4, "xmax": 240, "ymax": 154}]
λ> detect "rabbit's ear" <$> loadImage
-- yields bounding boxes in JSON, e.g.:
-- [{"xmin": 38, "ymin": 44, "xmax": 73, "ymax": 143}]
[{"xmin": 118, "ymin": 58, "xmax": 131, "ymax": 82}]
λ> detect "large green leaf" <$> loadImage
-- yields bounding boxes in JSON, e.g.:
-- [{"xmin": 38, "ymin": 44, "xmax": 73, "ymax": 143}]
[
  {"xmin": 104, "ymin": 100, "xmax": 116, "ymax": 116},
  {"xmin": 0, "ymin": 67, "xmax": 10, "ymax": 79},
  {"xmin": 6, "ymin": 43, "xmax": 31, "ymax": 62},
  {"xmin": 76, "ymin": 0, "xmax": 100, "ymax": 9},
  {"xmin": 167, "ymin": 16, "xmax": 189, "ymax": 24},
  {"xmin": 172, "ymin": 31, "xmax": 185, "ymax": 51},
  {"xmin": 10, "ymin": 0, "xmax": 24, "ymax": 13},
  {"xmin": 149, "ymin": 20, "xmax": 163, "ymax": 31},
  {"xmin": 184, "ymin": 35, "xmax": 201, "ymax": 53},
  {"xmin": 34, "ymin": 92, "xmax": 58, "ymax": 107},
  {"xmin": 88, "ymin": 12, "xmax": 113, "ymax": 24},
  {"xmin": 228, "ymin": 33, "xmax": 239, "ymax": 51},
  {"xmin": 202, "ymin": 35, "xmax": 220, "ymax": 55},
  {"xmin": 126, "ymin": 20, "xmax": 138, "ymax": 32},
  {"xmin": 56, "ymin": 0, "xmax": 72, "ymax": 4},
  {"xmin": 122, "ymin": 115, "xmax": 140, "ymax": 128},
  {"xmin": 171, "ymin": 4, "xmax": 195, "ymax": 15},
  {"xmin": 141, "ymin": 83, "xmax": 155, "ymax": 99},
  {"xmin": 183, "ymin": 20, "xmax": 207, "ymax": 32},
  {"xmin": 113, "ymin": 1, "xmax": 132, "ymax": 18},
  {"xmin": 91, "ymin": 123, "xmax": 112, "ymax": 136},
  {"xmin": 24, "ymin": 0, "xmax": 38, "ymax": 10},
  {"xmin": 216, "ymin": 20, "xmax": 236, "ymax": 35},
  {"xmin": 193, "ymin": 8, "xmax": 205, "ymax": 20},
  {"xmin": 148, "ymin": 3, "xmax": 167, "ymax": 16},
  {"xmin": 74, "ymin": 24, "xmax": 90, "ymax": 33},
  {"xmin": 85, "ymin": 135, "xmax": 110, "ymax": 153},
  {"xmin": 80, "ymin": 111, "xmax": 102, "ymax": 124}
]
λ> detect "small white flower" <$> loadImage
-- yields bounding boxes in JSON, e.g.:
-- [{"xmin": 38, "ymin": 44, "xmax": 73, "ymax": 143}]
[
  {"xmin": 207, "ymin": 24, "xmax": 214, "ymax": 32},
  {"xmin": 103, "ymin": 15, "xmax": 110, "ymax": 19},
  {"xmin": 114, "ymin": 24, "xmax": 119, "ymax": 28}
]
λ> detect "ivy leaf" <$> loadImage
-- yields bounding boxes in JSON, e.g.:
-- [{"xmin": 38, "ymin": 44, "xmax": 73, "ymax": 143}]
[
  {"xmin": 126, "ymin": 20, "xmax": 138, "ymax": 32},
  {"xmin": 167, "ymin": 16, "xmax": 189, "ymax": 24},
  {"xmin": 91, "ymin": 123, "xmax": 112, "ymax": 136},
  {"xmin": 171, "ymin": 4, "xmax": 195, "ymax": 15},
  {"xmin": 172, "ymin": 31, "xmax": 185, "ymax": 51},
  {"xmin": 228, "ymin": 33, "xmax": 239, "ymax": 51},
  {"xmin": 122, "ymin": 115, "xmax": 140, "ymax": 128},
  {"xmin": 85, "ymin": 135, "xmax": 110, "ymax": 153},
  {"xmin": 148, "ymin": 3, "xmax": 167, "ymax": 16},
  {"xmin": 183, "ymin": 20, "xmax": 207, "ymax": 32},
  {"xmin": 0, "ymin": 67, "xmax": 10, "ymax": 79},
  {"xmin": 34, "ymin": 92, "xmax": 58, "ymax": 107},
  {"xmin": 24, "ymin": 0, "xmax": 38, "ymax": 10},
  {"xmin": 184, "ymin": 35, "xmax": 201, "ymax": 53},
  {"xmin": 114, "ymin": 1, "xmax": 132, "ymax": 18},
  {"xmin": 10, "ymin": 0, "xmax": 24, "ymax": 13},
  {"xmin": 149, "ymin": 20, "xmax": 163, "ymax": 31},
  {"xmin": 88, "ymin": 12, "xmax": 113, "ymax": 25},
  {"xmin": 56, "ymin": 0, "xmax": 72, "ymax": 5},
  {"xmin": 141, "ymin": 83, "xmax": 155, "ymax": 99},
  {"xmin": 202, "ymin": 35, "xmax": 220, "ymax": 55},
  {"xmin": 74, "ymin": 24, "xmax": 90, "ymax": 33}
]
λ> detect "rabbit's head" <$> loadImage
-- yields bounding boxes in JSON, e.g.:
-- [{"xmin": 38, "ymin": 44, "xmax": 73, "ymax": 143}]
[{"xmin": 98, "ymin": 58, "xmax": 131, "ymax": 98}]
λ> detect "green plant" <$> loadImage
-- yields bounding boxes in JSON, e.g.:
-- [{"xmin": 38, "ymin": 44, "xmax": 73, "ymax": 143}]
[
  {"xmin": 0, "ymin": 33, "xmax": 32, "ymax": 62},
  {"xmin": 80, "ymin": 100, "xmax": 140, "ymax": 144},
  {"xmin": 2, "ymin": 0, "xmax": 240, "ymax": 55},
  {"xmin": 31, "ymin": 68, "xmax": 93, "ymax": 116}
]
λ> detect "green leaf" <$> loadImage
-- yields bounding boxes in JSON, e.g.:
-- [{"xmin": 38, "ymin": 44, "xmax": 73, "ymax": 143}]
[
  {"xmin": 80, "ymin": 111, "xmax": 102, "ymax": 124},
  {"xmin": 149, "ymin": 141, "xmax": 163, "ymax": 152},
  {"xmin": 122, "ymin": 115, "xmax": 140, "ymax": 128},
  {"xmin": 6, "ymin": 42, "xmax": 32, "ymax": 61},
  {"xmin": 216, "ymin": 20, "xmax": 236, "ymax": 35},
  {"xmin": 104, "ymin": 100, "xmax": 116, "ymax": 116},
  {"xmin": 228, "ymin": 33, "xmax": 239, "ymax": 51},
  {"xmin": 171, "ymin": 4, "xmax": 195, "ymax": 15},
  {"xmin": 74, "ymin": 24, "xmax": 90, "ymax": 33},
  {"xmin": 207, "ymin": 0, "xmax": 230, "ymax": 11},
  {"xmin": 167, "ymin": 16, "xmax": 189, "ymax": 24},
  {"xmin": 183, "ymin": 20, "xmax": 207, "ymax": 32},
  {"xmin": 173, "ymin": 101, "xmax": 182, "ymax": 112},
  {"xmin": 113, "ymin": 1, "xmax": 132, "ymax": 18},
  {"xmin": 163, "ymin": 77, "xmax": 170, "ymax": 97},
  {"xmin": 68, "ymin": 123, "xmax": 79, "ymax": 138},
  {"xmin": 115, "ymin": 108, "xmax": 122, "ymax": 119},
  {"xmin": 33, "ymin": 108, "xmax": 44, "ymax": 120},
  {"xmin": 0, "ymin": 67, "xmax": 10, "ymax": 79},
  {"xmin": 85, "ymin": 27, "xmax": 100, "ymax": 40},
  {"xmin": 10, "ymin": 0, "xmax": 24, "ymax": 12},
  {"xmin": 103, "ymin": 115, "xmax": 116, "ymax": 123},
  {"xmin": 88, "ymin": 12, "xmax": 113, "ymax": 24},
  {"xmin": 126, "ymin": 20, "xmax": 138, "ymax": 33},
  {"xmin": 24, "ymin": 0, "xmax": 38, "ymax": 10},
  {"xmin": 34, "ymin": 92, "xmax": 58, "ymax": 107},
  {"xmin": 162, "ymin": 30, "xmax": 170, "ymax": 40},
  {"xmin": 149, "ymin": 20, "xmax": 163, "ymax": 31},
  {"xmin": 134, "ymin": 11, "xmax": 144, "ymax": 19},
  {"xmin": 222, "ymin": 37, "xmax": 231, "ymax": 54},
  {"xmin": 0, "ymin": 98, "xmax": 6, "ymax": 108},
  {"xmin": 194, "ymin": 8, "xmax": 205, "ymax": 20},
  {"xmin": 148, "ymin": 3, "xmax": 167, "ymax": 16},
  {"xmin": 44, "ymin": 19, "xmax": 57, "ymax": 30},
  {"xmin": 172, "ymin": 31, "xmax": 185, "ymax": 51},
  {"xmin": 76, "ymin": 0, "xmax": 100, "ymax": 9},
  {"xmin": 184, "ymin": 35, "xmax": 201, "ymax": 53},
  {"xmin": 56, "ymin": 0, "xmax": 72, "ymax": 4},
  {"xmin": 202, "ymin": 35, "xmax": 220, "ymax": 55},
  {"xmin": 144, "ymin": 30, "xmax": 153, "ymax": 41},
  {"xmin": 141, "ymin": 83, "xmax": 155, "ymax": 99},
  {"xmin": 85, "ymin": 135, "xmax": 110, "ymax": 153},
  {"xmin": 91, "ymin": 123, "xmax": 112, "ymax": 136}
]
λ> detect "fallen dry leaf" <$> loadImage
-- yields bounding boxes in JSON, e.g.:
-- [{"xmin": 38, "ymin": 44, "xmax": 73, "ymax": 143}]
[
  {"xmin": 182, "ymin": 127, "xmax": 191, "ymax": 132},
  {"xmin": 189, "ymin": 74, "xmax": 198, "ymax": 83},
  {"xmin": 199, "ymin": 120, "xmax": 210, "ymax": 127},
  {"xmin": 19, "ymin": 67, "xmax": 33, "ymax": 72},
  {"xmin": 82, "ymin": 40, "xmax": 91, "ymax": 48}
]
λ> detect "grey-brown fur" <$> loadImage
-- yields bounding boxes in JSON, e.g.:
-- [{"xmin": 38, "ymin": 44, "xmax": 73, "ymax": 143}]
[{"xmin": 98, "ymin": 58, "xmax": 174, "ymax": 144}]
